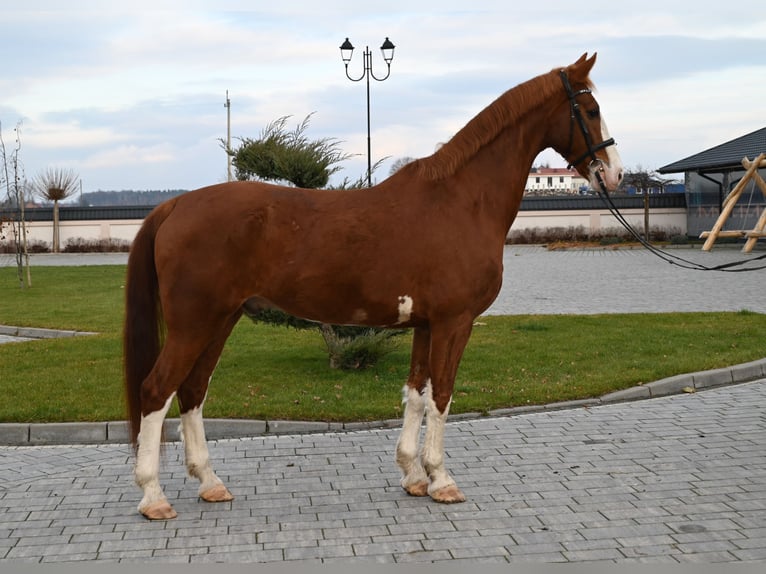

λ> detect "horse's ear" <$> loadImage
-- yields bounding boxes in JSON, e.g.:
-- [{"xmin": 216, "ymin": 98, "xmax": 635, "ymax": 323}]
[{"xmin": 569, "ymin": 52, "xmax": 597, "ymax": 81}]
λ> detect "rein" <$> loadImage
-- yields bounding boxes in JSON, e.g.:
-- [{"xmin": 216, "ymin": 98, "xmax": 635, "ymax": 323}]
[
  {"xmin": 559, "ymin": 70, "xmax": 766, "ymax": 273},
  {"xmin": 593, "ymin": 190, "xmax": 766, "ymax": 272}
]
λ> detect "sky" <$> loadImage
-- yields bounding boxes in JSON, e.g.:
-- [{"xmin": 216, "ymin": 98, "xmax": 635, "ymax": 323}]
[{"xmin": 2, "ymin": 0, "xmax": 766, "ymax": 197}]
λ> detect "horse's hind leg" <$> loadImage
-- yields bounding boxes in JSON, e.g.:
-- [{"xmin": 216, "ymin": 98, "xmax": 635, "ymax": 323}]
[
  {"xmin": 396, "ymin": 326, "xmax": 431, "ymax": 497},
  {"xmin": 135, "ymin": 335, "xmax": 209, "ymax": 520},
  {"xmin": 135, "ymin": 388, "xmax": 178, "ymax": 520},
  {"xmin": 177, "ymin": 312, "xmax": 241, "ymax": 505}
]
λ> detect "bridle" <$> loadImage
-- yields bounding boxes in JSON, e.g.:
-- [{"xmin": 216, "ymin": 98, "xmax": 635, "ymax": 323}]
[
  {"xmin": 560, "ymin": 69, "xmax": 615, "ymax": 193},
  {"xmin": 557, "ymin": 69, "xmax": 766, "ymax": 272}
]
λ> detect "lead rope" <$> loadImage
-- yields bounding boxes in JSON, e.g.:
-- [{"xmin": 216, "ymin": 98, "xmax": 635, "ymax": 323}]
[
  {"xmin": 594, "ymin": 188, "xmax": 766, "ymax": 272},
  {"xmin": 559, "ymin": 68, "xmax": 766, "ymax": 272}
]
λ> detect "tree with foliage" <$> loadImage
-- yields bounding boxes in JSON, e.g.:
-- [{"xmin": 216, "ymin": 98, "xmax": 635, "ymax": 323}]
[
  {"xmin": 33, "ymin": 166, "xmax": 79, "ymax": 253},
  {"xmin": 226, "ymin": 114, "xmax": 402, "ymax": 369},
  {"xmin": 229, "ymin": 113, "xmax": 352, "ymax": 189}
]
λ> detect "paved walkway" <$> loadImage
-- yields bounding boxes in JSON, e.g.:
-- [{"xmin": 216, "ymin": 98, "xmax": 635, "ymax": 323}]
[{"xmin": 1, "ymin": 246, "xmax": 765, "ymax": 563}]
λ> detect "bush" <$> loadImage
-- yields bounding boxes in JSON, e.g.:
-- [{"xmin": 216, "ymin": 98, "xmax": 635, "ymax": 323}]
[
  {"xmin": 0, "ymin": 239, "xmax": 50, "ymax": 253},
  {"xmin": 63, "ymin": 237, "xmax": 131, "ymax": 253},
  {"xmin": 244, "ymin": 307, "xmax": 404, "ymax": 370},
  {"xmin": 1, "ymin": 237, "xmax": 133, "ymax": 253},
  {"xmin": 507, "ymin": 225, "xmax": 685, "ymax": 246},
  {"xmin": 318, "ymin": 324, "xmax": 402, "ymax": 370}
]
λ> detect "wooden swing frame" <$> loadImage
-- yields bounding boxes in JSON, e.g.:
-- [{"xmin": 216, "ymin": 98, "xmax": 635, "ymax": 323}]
[{"xmin": 700, "ymin": 153, "xmax": 766, "ymax": 253}]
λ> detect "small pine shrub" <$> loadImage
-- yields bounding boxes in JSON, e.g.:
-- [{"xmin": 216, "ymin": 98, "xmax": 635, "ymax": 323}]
[
  {"xmin": 318, "ymin": 324, "xmax": 402, "ymax": 370},
  {"xmin": 244, "ymin": 307, "xmax": 404, "ymax": 370}
]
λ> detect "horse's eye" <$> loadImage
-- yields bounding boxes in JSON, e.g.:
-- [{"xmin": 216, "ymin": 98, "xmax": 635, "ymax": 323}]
[{"xmin": 587, "ymin": 108, "xmax": 600, "ymax": 119}]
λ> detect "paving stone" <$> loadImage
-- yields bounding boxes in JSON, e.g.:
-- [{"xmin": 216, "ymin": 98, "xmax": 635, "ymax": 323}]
[{"xmin": 2, "ymin": 248, "xmax": 765, "ymax": 564}]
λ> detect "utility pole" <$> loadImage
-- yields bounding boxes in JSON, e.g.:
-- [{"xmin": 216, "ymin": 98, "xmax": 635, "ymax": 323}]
[{"xmin": 225, "ymin": 90, "xmax": 232, "ymax": 182}]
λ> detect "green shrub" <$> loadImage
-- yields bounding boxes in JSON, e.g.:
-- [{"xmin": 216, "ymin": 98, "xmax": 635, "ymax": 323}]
[
  {"xmin": 245, "ymin": 307, "xmax": 404, "ymax": 370},
  {"xmin": 318, "ymin": 324, "xmax": 402, "ymax": 370}
]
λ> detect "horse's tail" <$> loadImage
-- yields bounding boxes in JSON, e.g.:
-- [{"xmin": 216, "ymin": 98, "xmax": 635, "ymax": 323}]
[{"xmin": 123, "ymin": 199, "xmax": 176, "ymax": 447}]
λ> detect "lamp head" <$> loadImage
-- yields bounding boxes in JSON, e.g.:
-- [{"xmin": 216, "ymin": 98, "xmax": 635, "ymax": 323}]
[
  {"xmin": 380, "ymin": 37, "xmax": 395, "ymax": 64},
  {"xmin": 340, "ymin": 38, "xmax": 354, "ymax": 64}
]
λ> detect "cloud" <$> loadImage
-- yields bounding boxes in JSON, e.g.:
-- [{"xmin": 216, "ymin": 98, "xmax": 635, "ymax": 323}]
[
  {"xmin": 3, "ymin": 1, "xmax": 766, "ymax": 191},
  {"xmin": 82, "ymin": 143, "xmax": 176, "ymax": 169}
]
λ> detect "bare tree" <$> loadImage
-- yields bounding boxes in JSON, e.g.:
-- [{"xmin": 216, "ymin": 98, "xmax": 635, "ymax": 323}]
[
  {"xmin": 33, "ymin": 166, "xmax": 79, "ymax": 253},
  {"xmin": 389, "ymin": 156, "xmax": 416, "ymax": 176},
  {"xmin": 623, "ymin": 165, "xmax": 675, "ymax": 194},
  {"xmin": 1, "ymin": 120, "xmax": 31, "ymax": 288}
]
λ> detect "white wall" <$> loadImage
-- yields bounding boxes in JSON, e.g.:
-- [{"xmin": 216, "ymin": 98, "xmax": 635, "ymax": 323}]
[
  {"xmin": 512, "ymin": 207, "xmax": 686, "ymax": 234},
  {"xmin": 20, "ymin": 220, "xmax": 144, "ymax": 246},
  {"xmin": 13, "ymin": 208, "xmax": 687, "ymax": 248}
]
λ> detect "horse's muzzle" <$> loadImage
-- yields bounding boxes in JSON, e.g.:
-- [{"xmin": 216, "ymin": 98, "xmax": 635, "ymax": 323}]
[{"xmin": 589, "ymin": 159, "xmax": 623, "ymax": 193}]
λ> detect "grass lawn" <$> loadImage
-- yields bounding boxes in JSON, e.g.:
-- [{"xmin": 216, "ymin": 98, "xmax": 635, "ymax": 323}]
[{"xmin": 1, "ymin": 265, "xmax": 764, "ymax": 423}]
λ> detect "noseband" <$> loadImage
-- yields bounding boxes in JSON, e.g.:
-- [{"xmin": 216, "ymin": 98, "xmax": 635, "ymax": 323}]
[{"xmin": 560, "ymin": 70, "xmax": 616, "ymax": 192}]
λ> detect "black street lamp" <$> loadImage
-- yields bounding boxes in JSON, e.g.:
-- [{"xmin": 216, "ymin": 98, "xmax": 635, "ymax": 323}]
[{"xmin": 339, "ymin": 37, "xmax": 395, "ymax": 187}]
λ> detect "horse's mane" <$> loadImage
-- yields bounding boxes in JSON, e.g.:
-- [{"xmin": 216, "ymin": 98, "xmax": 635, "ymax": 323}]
[{"xmin": 410, "ymin": 67, "xmax": 591, "ymax": 181}]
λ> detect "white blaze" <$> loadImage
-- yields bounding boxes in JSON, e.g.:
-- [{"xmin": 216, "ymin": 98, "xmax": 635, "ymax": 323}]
[{"xmin": 598, "ymin": 118, "xmax": 623, "ymax": 190}]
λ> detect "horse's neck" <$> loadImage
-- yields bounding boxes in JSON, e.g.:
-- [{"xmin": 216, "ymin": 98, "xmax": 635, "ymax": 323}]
[{"xmin": 457, "ymin": 111, "xmax": 547, "ymax": 235}]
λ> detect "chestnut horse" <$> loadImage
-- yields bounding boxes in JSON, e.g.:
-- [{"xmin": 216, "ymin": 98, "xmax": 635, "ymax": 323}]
[{"xmin": 124, "ymin": 53, "xmax": 623, "ymax": 519}]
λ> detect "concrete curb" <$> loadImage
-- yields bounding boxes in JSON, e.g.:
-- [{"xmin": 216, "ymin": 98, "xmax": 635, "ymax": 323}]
[
  {"xmin": 2, "ymin": 358, "xmax": 764, "ymax": 447},
  {"xmin": 0, "ymin": 324, "xmax": 97, "ymax": 339}
]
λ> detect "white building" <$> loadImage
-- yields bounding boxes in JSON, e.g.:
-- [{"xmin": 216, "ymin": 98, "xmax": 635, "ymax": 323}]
[{"xmin": 525, "ymin": 167, "xmax": 589, "ymax": 195}]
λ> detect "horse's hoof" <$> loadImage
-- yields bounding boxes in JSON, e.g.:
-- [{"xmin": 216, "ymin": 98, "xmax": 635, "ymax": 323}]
[
  {"xmin": 430, "ymin": 484, "xmax": 466, "ymax": 504},
  {"xmin": 140, "ymin": 500, "xmax": 177, "ymax": 520},
  {"xmin": 200, "ymin": 484, "xmax": 234, "ymax": 503},
  {"xmin": 403, "ymin": 480, "xmax": 430, "ymax": 497}
]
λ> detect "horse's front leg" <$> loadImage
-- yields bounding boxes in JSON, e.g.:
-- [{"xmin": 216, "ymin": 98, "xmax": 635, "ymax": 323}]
[
  {"xmin": 421, "ymin": 317, "xmax": 473, "ymax": 503},
  {"xmin": 396, "ymin": 327, "xmax": 430, "ymax": 497}
]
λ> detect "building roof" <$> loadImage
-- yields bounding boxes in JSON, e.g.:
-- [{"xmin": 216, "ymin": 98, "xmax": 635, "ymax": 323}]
[{"xmin": 658, "ymin": 127, "xmax": 766, "ymax": 174}]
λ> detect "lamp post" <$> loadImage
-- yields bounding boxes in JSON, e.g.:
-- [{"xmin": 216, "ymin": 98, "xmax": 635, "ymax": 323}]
[
  {"xmin": 339, "ymin": 37, "xmax": 395, "ymax": 187},
  {"xmin": 224, "ymin": 90, "xmax": 232, "ymax": 182}
]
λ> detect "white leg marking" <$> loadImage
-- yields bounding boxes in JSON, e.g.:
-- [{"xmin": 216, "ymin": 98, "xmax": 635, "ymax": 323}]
[
  {"xmin": 397, "ymin": 295, "xmax": 413, "ymax": 323},
  {"xmin": 421, "ymin": 381, "xmax": 457, "ymax": 495},
  {"xmin": 395, "ymin": 384, "xmax": 428, "ymax": 489},
  {"xmin": 180, "ymin": 393, "xmax": 225, "ymax": 496},
  {"xmin": 135, "ymin": 393, "xmax": 175, "ymax": 513}
]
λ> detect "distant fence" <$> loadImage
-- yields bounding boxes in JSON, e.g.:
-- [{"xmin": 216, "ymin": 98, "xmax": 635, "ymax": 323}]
[{"xmin": 1, "ymin": 195, "xmax": 688, "ymax": 248}]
